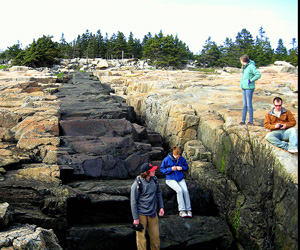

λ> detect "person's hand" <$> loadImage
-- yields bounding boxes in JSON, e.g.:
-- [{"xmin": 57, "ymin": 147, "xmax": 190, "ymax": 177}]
[
  {"xmin": 176, "ymin": 166, "xmax": 182, "ymax": 171},
  {"xmin": 159, "ymin": 208, "xmax": 164, "ymax": 216},
  {"xmin": 171, "ymin": 166, "xmax": 177, "ymax": 171},
  {"xmin": 280, "ymin": 124, "xmax": 287, "ymax": 129},
  {"xmin": 248, "ymin": 79, "xmax": 251, "ymax": 85},
  {"xmin": 275, "ymin": 123, "xmax": 281, "ymax": 129},
  {"xmin": 133, "ymin": 219, "xmax": 139, "ymax": 225}
]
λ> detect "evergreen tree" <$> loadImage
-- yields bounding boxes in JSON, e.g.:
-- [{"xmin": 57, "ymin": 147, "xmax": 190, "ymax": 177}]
[
  {"xmin": 104, "ymin": 33, "xmax": 113, "ymax": 59},
  {"xmin": 12, "ymin": 35, "xmax": 59, "ymax": 68},
  {"xmin": 197, "ymin": 37, "xmax": 221, "ymax": 67},
  {"xmin": 235, "ymin": 28, "xmax": 254, "ymax": 57},
  {"xmin": 251, "ymin": 27, "xmax": 274, "ymax": 67},
  {"xmin": 95, "ymin": 29, "xmax": 105, "ymax": 58},
  {"xmin": 287, "ymin": 46, "xmax": 298, "ymax": 66},
  {"xmin": 218, "ymin": 37, "xmax": 239, "ymax": 67},
  {"xmin": 114, "ymin": 31, "xmax": 127, "ymax": 59},
  {"xmin": 253, "ymin": 36, "xmax": 274, "ymax": 67},
  {"xmin": 142, "ymin": 32, "xmax": 152, "ymax": 46},
  {"xmin": 4, "ymin": 42, "xmax": 23, "ymax": 60},
  {"xmin": 59, "ymin": 33, "xmax": 72, "ymax": 59},
  {"xmin": 274, "ymin": 38, "xmax": 287, "ymax": 61},
  {"xmin": 142, "ymin": 31, "xmax": 190, "ymax": 68},
  {"xmin": 290, "ymin": 38, "xmax": 297, "ymax": 49},
  {"xmin": 127, "ymin": 32, "xmax": 136, "ymax": 58},
  {"xmin": 134, "ymin": 38, "xmax": 143, "ymax": 59}
]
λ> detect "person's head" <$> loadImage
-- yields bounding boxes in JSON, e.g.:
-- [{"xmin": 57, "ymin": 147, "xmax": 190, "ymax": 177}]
[
  {"xmin": 140, "ymin": 163, "xmax": 157, "ymax": 178},
  {"xmin": 240, "ymin": 54, "xmax": 250, "ymax": 66},
  {"xmin": 273, "ymin": 97, "xmax": 283, "ymax": 112},
  {"xmin": 172, "ymin": 146, "xmax": 182, "ymax": 160}
]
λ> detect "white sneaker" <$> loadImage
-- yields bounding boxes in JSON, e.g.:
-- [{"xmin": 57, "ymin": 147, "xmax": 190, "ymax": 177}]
[
  {"xmin": 179, "ymin": 211, "xmax": 187, "ymax": 217},
  {"xmin": 186, "ymin": 211, "xmax": 193, "ymax": 218},
  {"xmin": 288, "ymin": 148, "xmax": 298, "ymax": 153}
]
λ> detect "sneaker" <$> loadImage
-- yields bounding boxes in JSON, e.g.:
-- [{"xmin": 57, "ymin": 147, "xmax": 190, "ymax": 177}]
[
  {"xmin": 239, "ymin": 122, "xmax": 245, "ymax": 125},
  {"xmin": 179, "ymin": 211, "xmax": 187, "ymax": 217},
  {"xmin": 247, "ymin": 122, "xmax": 253, "ymax": 125},
  {"xmin": 186, "ymin": 211, "xmax": 193, "ymax": 218},
  {"xmin": 288, "ymin": 148, "xmax": 298, "ymax": 153}
]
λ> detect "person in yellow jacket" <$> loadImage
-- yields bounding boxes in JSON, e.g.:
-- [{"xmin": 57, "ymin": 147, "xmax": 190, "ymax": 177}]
[
  {"xmin": 264, "ymin": 97, "xmax": 298, "ymax": 153},
  {"xmin": 239, "ymin": 54, "xmax": 261, "ymax": 125}
]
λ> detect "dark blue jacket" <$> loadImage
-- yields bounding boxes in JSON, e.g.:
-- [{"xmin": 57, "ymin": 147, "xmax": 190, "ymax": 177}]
[{"xmin": 160, "ymin": 153, "xmax": 188, "ymax": 181}]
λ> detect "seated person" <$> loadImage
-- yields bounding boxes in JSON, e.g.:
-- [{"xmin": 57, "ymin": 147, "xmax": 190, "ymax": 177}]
[{"xmin": 264, "ymin": 97, "xmax": 298, "ymax": 153}]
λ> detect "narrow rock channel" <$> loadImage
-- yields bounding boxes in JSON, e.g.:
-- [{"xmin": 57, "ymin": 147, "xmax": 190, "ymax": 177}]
[{"xmin": 55, "ymin": 72, "xmax": 235, "ymax": 249}]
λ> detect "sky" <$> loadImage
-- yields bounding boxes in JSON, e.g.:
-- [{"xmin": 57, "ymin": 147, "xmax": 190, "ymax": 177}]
[{"xmin": 0, "ymin": 0, "xmax": 298, "ymax": 54}]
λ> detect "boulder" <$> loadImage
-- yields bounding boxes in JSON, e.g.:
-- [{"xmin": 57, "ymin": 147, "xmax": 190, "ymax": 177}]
[
  {"xmin": 274, "ymin": 61, "xmax": 295, "ymax": 67},
  {"xmin": 96, "ymin": 59, "xmax": 109, "ymax": 69},
  {"xmin": 0, "ymin": 224, "xmax": 63, "ymax": 250},
  {"xmin": 0, "ymin": 202, "xmax": 12, "ymax": 230}
]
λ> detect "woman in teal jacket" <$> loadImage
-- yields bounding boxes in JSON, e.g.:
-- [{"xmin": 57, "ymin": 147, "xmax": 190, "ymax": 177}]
[{"xmin": 239, "ymin": 54, "xmax": 261, "ymax": 125}]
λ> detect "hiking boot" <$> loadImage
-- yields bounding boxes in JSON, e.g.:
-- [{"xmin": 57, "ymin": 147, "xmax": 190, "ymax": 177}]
[
  {"xmin": 247, "ymin": 122, "xmax": 253, "ymax": 125},
  {"xmin": 239, "ymin": 122, "xmax": 245, "ymax": 125}
]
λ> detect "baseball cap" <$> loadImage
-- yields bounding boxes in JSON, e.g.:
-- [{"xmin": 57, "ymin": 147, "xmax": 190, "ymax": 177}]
[{"xmin": 140, "ymin": 163, "xmax": 157, "ymax": 173}]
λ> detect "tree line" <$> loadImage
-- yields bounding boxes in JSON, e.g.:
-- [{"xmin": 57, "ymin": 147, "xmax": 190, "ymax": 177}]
[{"xmin": 0, "ymin": 27, "xmax": 297, "ymax": 69}]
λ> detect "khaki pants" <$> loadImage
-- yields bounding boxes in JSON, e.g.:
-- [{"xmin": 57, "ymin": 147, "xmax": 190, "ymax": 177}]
[{"xmin": 136, "ymin": 214, "xmax": 160, "ymax": 250}]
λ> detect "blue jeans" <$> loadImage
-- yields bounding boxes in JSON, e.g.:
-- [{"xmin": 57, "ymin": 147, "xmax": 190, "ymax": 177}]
[
  {"xmin": 166, "ymin": 179, "xmax": 191, "ymax": 211},
  {"xmin": 265, "ymin": 127, "xmax": 298, "ymax": 150},
  {"xmin": 242, "ymin": 89, "xmax": 254, "ymax": 123}
]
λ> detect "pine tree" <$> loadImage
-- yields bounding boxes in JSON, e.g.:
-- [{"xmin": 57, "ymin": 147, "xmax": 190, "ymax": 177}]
[
  {"xmin": 235, "ymin": 28, "xmax": 254, "ymax": 57},
  {"xmin": 95, "ymin": 29, "xmax": 105, "ymax": 58},
  {"xmin": 59, "ymin": 33, "xmax": 72, "ymax": 59},
  {"xmin": 5, "ymin": 42, "xmax": 23, "ymax": 60},
  {"xmin": 218, "ymin": 37, "xmax": 238, "ymax": 67},
  {"xmin": 252, "ymin": 27, "xmax": 274, "ymax": 67},
  {"xmin": 142, "ymin": 31, "xmax": 190, "ymax": 68},
  {"xmin": 127, "ymin": 32, "xmax": 136, "ymax": 58},
  {"xmin": 197, "ymin": 37, "xmax": 221, "ymax": 67},
  {"xmin": 12, "ymin": 35, "xmax": 59, "ymax": 68},
  {"xmin": 274, "ymin": 39, "xmax": 287, "ymax": 61}
]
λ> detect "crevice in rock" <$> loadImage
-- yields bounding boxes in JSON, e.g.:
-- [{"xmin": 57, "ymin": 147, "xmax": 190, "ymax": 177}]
[{"xmin": 52, "ymin": 71, "xmax": 235, "ymax": 249}]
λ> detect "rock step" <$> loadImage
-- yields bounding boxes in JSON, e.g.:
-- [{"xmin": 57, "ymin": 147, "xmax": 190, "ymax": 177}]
[
  {"xmin": 55, "ymin": 71, "xmax": 136, "ymax": 122},
  {"xmin": 66, "ymin": 178, "xmax": 216, "ymax": 226},
  {"xmin": 66, "ymin": 215, "xmax": 234, "ymax": 250}
]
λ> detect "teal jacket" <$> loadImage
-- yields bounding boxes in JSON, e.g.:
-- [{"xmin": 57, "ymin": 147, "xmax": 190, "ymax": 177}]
[{"xmin": 240, "ymin": 60, "xmax": 261, "ymax": 90}]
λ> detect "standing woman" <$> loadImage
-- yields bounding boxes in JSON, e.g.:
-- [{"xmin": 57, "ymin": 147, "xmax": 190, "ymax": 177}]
[
  {"xmin": 239, "ymin": 54, "xmax": 261, "ymax": 125},
  {"xmin": 160, "ymin": 146, "xmax": 192, "ymax": 218}
]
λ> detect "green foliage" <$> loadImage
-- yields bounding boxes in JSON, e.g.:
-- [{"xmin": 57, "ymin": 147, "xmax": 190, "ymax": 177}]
[
  {"xmin": 196, "ymin": 37, "xmax": 221, "ymax": 67},
  {"xmin": 142, "ymin": 31, "xmax": 191, "ymax": 68},
  {"xmin": 12, "ymin": 35, "xmax": 59, "ymax": 68},
  {"xmin": 0, "ymin": 65, "xmax": 8, "ymax": 70},
  {"xmin": 1, "ymin": 26, "xmax": 297, "ymax": 69},
  {"xmin": 274, "ymin": 38, "xmax": 288, "ymax": 61},
  {"xmin": 190, "ymin": 67, "xmax": 217, "ymax": 73},
  {"xmin": 233, "ymin": 208, "xmax": 240, "ymax": 235},
  {"xmin": 286, "ymin": 47, "xmax": 298, "ymax": 66}
]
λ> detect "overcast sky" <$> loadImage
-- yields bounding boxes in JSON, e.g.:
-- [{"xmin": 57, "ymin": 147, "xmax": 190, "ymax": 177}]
[{"xmin": 1, "ymin": 0, "xmax": 298, "ymax": 53}]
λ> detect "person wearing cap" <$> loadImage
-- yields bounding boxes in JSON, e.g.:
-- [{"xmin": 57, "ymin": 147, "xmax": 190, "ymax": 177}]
[
  {"xmin": 160, "ymin": 146, "xmax": 192, "ymax": 218},
  {"xmin": 130, "ymin": 163, "xmax": 164, "ymax": 250}
]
